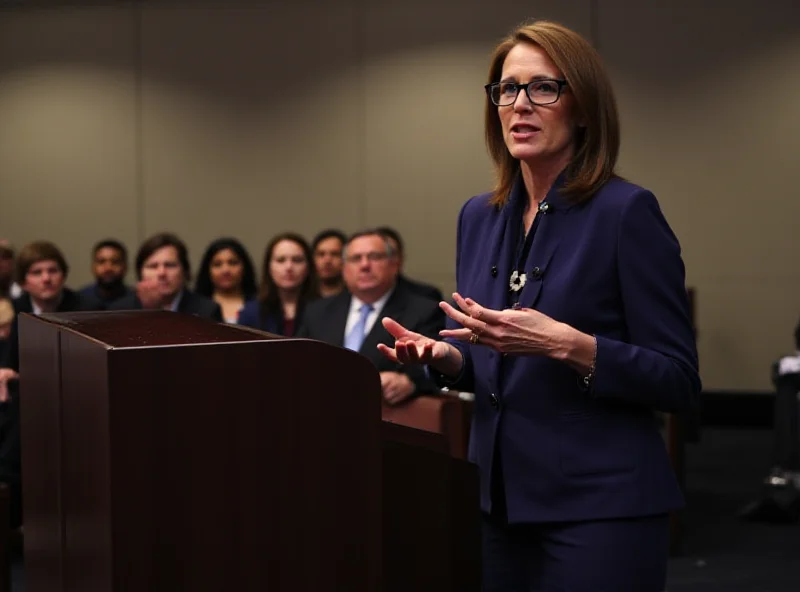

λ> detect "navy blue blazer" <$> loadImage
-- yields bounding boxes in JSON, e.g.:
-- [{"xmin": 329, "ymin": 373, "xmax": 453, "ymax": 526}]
[
  {"xmin": 237, "ymin": 299, "xmax": 306, "ymax": 336},
  {"xmin": 441, "ymin": 175, "xmax": 700, "ymax": 524}
]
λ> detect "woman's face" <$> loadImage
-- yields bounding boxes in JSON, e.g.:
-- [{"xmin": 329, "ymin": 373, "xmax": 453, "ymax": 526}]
[
  {"xmin": 269, "ymin": 240, "xmax": 308, "ymax": 291},
  {"xmin": 209, "ymin": 248, "xmax": 244, "ymax": 292},
  {"xmin": 497, "ymin": 43, "xmax": 580, "ymax": 168}
]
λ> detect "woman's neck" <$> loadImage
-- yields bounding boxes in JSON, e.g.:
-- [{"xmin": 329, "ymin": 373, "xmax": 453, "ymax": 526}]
[
  {"xmin": 279, "ymin": 288, "xmax": 300, "ymax": 319},
  {"xmin": 214, "ymin": 288, "xmax": 244, "ymax": 300},
  {"xmin": 520, "ymin": 153, "xmax": 572, "ymax": 209}
]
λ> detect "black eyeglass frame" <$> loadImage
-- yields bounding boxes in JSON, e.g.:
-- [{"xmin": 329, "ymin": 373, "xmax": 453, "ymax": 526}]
[{"xmin": 484, "ymin": 79, "xmax": 569, "ymax": 106}]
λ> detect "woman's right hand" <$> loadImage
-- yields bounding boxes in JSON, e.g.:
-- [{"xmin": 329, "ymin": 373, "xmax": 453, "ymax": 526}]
[{"xmin": 377, "ymin": 317, "xmax": 463, "ymax": 377}]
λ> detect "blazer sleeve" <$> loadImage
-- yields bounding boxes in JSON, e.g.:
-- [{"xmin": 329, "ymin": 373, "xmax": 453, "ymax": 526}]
[
  {"xmin": 591, "ymin": 190, "xmax": 701, "ymax": 412},
  {"xmin": 428, "ymin": 200, "xmax": 476, "ymax": 393},
  {"xmin": 401, "ymin": 301, "xmax": 446, "ymax": 394}
]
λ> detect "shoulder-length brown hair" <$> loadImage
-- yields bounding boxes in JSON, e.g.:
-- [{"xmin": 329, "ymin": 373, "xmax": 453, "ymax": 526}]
[
  {"xmin": 485, "ymin": 20, "xmax": 620, "ymax": 206},
  {"xmin": 257, "ymin": 232, "xmax": 319, "ymax": 315}
]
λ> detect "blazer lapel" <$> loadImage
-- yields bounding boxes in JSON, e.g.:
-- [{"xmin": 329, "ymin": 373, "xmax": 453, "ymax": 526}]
[
  {"xmin": 485, "ymin": 207, "xmax": 516, "ymax": 313},
  {"xmin": 515, "ymin": 183, "xmax": 572, "ymax": 311},
  {"xmin": 327, "ymin": 293, "xmax": 352, "ymax": 347}
]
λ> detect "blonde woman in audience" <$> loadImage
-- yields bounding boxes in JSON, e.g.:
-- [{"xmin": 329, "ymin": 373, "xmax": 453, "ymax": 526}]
[
  {"xmin": 238, "ymin": 233, "xmax": 318, "ymax": 336},
  {"xmin": 195, "ymin": 238, "xmax": 257, "ymax": 324}
]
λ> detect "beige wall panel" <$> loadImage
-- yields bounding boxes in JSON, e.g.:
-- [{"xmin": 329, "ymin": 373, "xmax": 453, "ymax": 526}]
[
  {"xmin": 0, "ymin": 7, "xmax": 139, "ymax": 288},
  {"xmin": 696, "ymin": 279, "xmax": 800, "ymax": 390},
  {"xmin": 362, "ymin": 0, "xmax": 593, "ymax": 293},
  {"xmin": 598, "ymin": 0, "xmax": 800, "ymax": 389},
  {"xmin": 138, "ymin": 2, "xmax": 362, "ymax": 271}
]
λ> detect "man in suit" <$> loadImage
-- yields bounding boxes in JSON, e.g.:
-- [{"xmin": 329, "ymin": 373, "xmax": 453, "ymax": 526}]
[
  {"xmin": 298, "ymin": 229, "xmax": 444, "ymax": 405},
  {"xmin": 79, "ymin": 239, "xmax": 134, "ymax": 310},
  {"xmin": 0, "ymin": 241, "xmax": 90, "ymax": 529},
  {"xmin": 111, "ymin": 232, "xmax": 222, "ymax": 322},
  {"xmin": 376, "ymin": 226, "xmax": 444, "ymax": 303}
]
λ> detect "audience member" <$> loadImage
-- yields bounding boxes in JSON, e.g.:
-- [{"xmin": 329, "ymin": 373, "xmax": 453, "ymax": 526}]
[
  {"xmin": 238, "ymin": 233, "xmax": 318, "ymax": 336},
  {"xmin": 0, "ymin": 240, "xmax": 90, "ymax": 529},
  {"xmin": 376, "ymin": 226, "xmax": 444, "ymax": 303},
  {"xmin": 0, "ymin": 241, "xmax": 22, "ymax": 300},
  {"xmin": 79, "ymin": 239, "xmax": 133, "ymax": 310},
  {"xmin": 194, "ymin": 237, "xmax": 257, "ymax": 323},
  {"xmin": 311, "ymin": 229, "xmax": 346, "ymax": 298},
  {"xmin": 297, "ymin": 229, "xmax": 444, "ymax": 405},
  {"xmin": 0, "ymin": 298, "xmax": 12, "ymax": 365},
  {"xmin": 110, "ymin": 233, "xmax": 222, "ymax": 321}
]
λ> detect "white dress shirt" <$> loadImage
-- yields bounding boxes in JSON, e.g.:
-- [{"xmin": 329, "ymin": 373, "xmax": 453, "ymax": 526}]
[{"xmin": 343, "ymin": 287, "xmax": 394, "ymax": 343}]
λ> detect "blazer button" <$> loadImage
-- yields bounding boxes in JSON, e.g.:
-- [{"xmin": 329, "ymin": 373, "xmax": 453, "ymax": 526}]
[
  {"xmin": 531, "ymin": 266, "xmax": 542, "ymax": 279},
  {"xmin": 491, "ymin": 266, "xmax": 498, "ymax": 278},
  {"xmin": 489, "ymin": 393, "xmax": 499, "ymax": 409}
]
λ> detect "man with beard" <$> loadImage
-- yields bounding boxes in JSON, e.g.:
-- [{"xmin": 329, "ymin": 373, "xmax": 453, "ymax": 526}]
[
  {"xmin": 311, "ymin": 229, "xmax": 346, "ymax": 298},
  {"xmin": 79, "ymin": 239, "xmax": 133, "ymax": 310}
]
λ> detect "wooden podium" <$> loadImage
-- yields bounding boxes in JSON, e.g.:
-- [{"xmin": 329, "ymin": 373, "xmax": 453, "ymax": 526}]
[{"xmin": 17, "ymin": 311, "xmax": 479, "ymax": 592}]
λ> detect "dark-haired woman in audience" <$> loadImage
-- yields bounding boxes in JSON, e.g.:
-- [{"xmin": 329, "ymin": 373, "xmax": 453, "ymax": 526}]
[
  {"xmin": 238, "ymin": 233, "xmax": 318, "ymax": 336},
  {"xmin": 195, "ymin": 238, "xmax": 258, "ymax": 324}
]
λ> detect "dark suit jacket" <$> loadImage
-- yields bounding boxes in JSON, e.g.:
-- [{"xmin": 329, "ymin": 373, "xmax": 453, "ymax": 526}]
[
  {"xmin": 1, "ymin": 288, "xmax": 89, "ymax": 371},
  {"xmin": 110, "ymin": 290, "xmax": 223, "ymax": 322},
  {"xmin": 439, "ymin": 174, "xmax": 700, "ymax": 524},
  {"xmin": 79, "ymin": 282, "xmax": 134, "ymax": 311},
  {"xmin": 297, "ymin": 284, "xmax": 445, "ymax": 394},
  {"xmin": 237, "ymin": 298, "xmax": 307, "ymax": 336},
  {"xmin": 397, "ymin": 274, "xmax": 444, "ymax": 303}
]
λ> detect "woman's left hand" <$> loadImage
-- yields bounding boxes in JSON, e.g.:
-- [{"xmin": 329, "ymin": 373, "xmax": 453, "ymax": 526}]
[{"xmin": 440, "ymin": 292, "xmax": 568, "ymax": 356}]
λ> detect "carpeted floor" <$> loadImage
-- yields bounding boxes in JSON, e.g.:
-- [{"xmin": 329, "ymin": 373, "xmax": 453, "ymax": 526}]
[
  {"xmin": 667, "ymin": 427, "xmax": 800, "ymax": 591},
  {"xmin": 9, "ymin": 428, "xmax": 799, "ymax": 591}
]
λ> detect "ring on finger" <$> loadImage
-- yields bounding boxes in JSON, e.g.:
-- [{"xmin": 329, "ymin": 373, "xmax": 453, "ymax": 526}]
[{"xmin": 469, "ymin": 332, "xmax": 480, "ymax": 345}]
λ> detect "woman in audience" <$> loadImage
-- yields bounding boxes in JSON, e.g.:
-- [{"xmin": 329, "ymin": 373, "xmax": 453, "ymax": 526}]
[
  {"xmin": 195, "ymin": 238, "xmax": 257, "ymax": 324},
  {"xmin": 378, "ymin": 20, "xmax": 699, "ymax": 592},
  {"xmin": 238, "ymin": 233, "xmax": 318, "ymax": 336}
]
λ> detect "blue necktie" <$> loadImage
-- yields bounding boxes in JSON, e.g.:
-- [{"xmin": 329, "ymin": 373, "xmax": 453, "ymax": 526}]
[{"xmin": 344, "ymin": 303, "xmax": 373, "ymax": 352}]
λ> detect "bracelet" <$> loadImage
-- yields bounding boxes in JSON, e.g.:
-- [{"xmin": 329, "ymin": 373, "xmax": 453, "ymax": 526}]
[{"xmin": 582, "ymin": 335, "xmax": 598, "ymax": 389}]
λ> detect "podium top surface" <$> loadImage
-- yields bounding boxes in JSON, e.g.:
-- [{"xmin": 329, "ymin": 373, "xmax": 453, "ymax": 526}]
[{"xmin": 32, "ymin": 310, "xmax": 276, "ymax": 348}]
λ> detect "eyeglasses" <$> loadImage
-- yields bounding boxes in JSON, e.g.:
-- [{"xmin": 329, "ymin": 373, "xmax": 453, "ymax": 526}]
[
  {"xmin": 345, "ymin": 252, "xmax": 389, "ymax": 265},
  {"xmin": 485, "ymin": 79, "xmax": 568, "ymax": 107}
]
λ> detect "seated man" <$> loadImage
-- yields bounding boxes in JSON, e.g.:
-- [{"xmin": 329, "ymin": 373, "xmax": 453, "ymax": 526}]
[
  {"xmin": 298, "ymin": 229, "xmax": 445, "ymax": 405},
  {"xmin": 0, "ymin": 240, "xmax": 90, "ymax": 528},
  {"xmin": 111, "ymin": 232, "xmax": 222, "ymax": 321},
  {"xmin": 376, "ymin": 226, "xmax": 444, "ymax": 303},
  {"xmin": 79, "ymin": 239, "xmax": 133, "ymax": 310}
]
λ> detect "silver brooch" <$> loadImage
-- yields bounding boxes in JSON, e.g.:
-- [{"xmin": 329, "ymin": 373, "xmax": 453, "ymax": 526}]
[{"xmin": 509, "ymin": 270, "xmax": 527, "ymax": 292}]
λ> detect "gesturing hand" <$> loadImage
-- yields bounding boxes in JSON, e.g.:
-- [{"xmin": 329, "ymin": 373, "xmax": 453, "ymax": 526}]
[
  {"xmin": 440, "ymin": 292, "xmax": 567, "ymax": 356},
  {"xmin": 377, "ymin": 317, "xmax": 452, "ymax": 365}
]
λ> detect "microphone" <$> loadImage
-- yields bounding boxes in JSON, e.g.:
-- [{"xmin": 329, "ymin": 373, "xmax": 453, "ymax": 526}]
[{"xmin": 538, "ymin": 201, "xmax": 551, "ymax": 214}]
